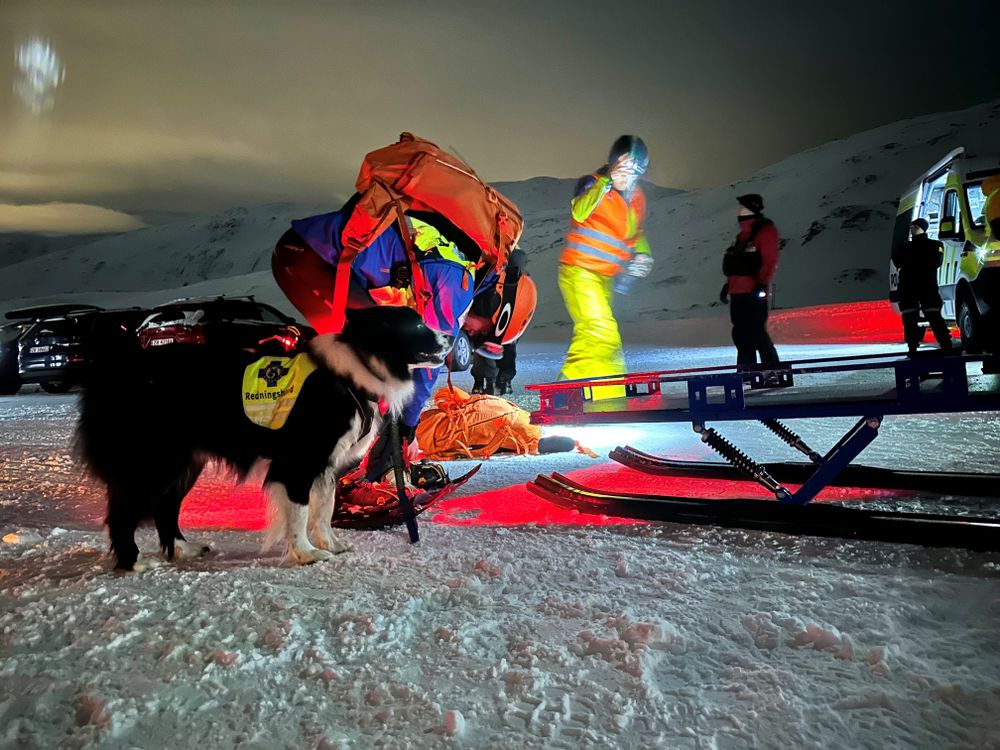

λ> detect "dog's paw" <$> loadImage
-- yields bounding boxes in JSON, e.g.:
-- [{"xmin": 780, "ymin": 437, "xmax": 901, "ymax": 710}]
[
  {"xmin": 131, "ymin": 554, "xmax": 164, "ymax": 573},
  {"xmin": 310, "ymin": 528, "xmax": 352, "ymax": 555},
  {"xmin": 289, "ymin": 545, "xmax": 334, "ymax": 565},
  {"xmin": 326, "ymin": 538, "xmax": 352, "ymax": 555},
  {"xmin": 173, "ymin": 539, "xmax": 211, "ymax": 560}
]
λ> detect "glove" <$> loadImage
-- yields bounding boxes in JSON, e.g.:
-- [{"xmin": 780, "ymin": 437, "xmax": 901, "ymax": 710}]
[
  {"xmin": 475, "ymin": 342, "xmax": 504, "ymax": 360},
  {"xmin": 719, "ymin": 282, "xmax": 729, "ymax": 304},
  {"xmin": 610, "ymin": 155, "xmax": 643, "ymax": 181},
  {"xmin": 753, "ymin": 284, "xmax": 768, "ymax": 300},
  {"xmin": 628, "ymin": 254, "xmax": 653, "ymax": 278}
]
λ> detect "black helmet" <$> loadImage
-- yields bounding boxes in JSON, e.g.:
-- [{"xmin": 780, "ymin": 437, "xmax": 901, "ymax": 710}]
[{"xmin": 609, "ymin": 135, "xmax": 649, "ymax": 173}]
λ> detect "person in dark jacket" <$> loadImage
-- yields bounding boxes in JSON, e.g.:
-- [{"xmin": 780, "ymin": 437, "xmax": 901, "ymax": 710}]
[
  {"xmin": 719, "ymin": 193, "xmax": 781, "ymax": 370},
  {"xmin": 891, "ymin": 218, "xmax": 953, "ymax": 353},
  {"xmin": 468, "ymin": 248, "xmax": 527, "ymax": 395}
]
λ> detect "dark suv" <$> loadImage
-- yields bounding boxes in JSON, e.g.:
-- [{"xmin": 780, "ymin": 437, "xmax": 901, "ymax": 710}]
[
  {"xmin": 2, "ymin": 305, "xmax": 104, "ymax": 395},
  {"xmin": 18, "ymin": 306, "xmax": 150, "ymax": 393},
  {"xmin": 136, "ymin": 296, "xmax": 313, "ymax": 354}
]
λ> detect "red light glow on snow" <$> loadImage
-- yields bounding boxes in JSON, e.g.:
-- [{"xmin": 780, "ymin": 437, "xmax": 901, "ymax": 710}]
[
  {"xmin": 172, "ymin": 463, "xmax": 908, "ymax": 532},
  {"xmin": 174, "ymin": 463, "xmax": 905, "ymax": 531},
  {"xmin": 178, "ymin": 477, "xmax": 268, "ymax": 531},
  {"xmin": 430, "ymin": 464, "xmax": 905, "ymax": 527},
  {"xmin": 768, "ymin": 300, "xmax": 957, "ymax": 345}
]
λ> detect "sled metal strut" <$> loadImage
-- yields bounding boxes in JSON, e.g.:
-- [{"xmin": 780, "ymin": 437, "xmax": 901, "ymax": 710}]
[
  {"xmin": 695, "ymin": 425, "xmax": 790, "ymax": 501},
  {"xmin": 693, "ymin": 415, "xmax": 882, "ymax": 505},
  {"xmin": 760, "ymin": 418, "xmax": 822, "ymax": 463}
]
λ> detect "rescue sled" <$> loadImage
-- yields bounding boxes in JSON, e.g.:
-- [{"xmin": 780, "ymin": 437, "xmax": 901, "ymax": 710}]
[{"xmin": 527, "ymin": 350, "xmax": 1000, "ymax": 550}]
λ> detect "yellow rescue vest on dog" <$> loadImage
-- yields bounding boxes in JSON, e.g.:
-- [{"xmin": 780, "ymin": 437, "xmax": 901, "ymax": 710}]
[{"xmin": 242, "ymin": 354, "xmax": 317, "ymax": 429}]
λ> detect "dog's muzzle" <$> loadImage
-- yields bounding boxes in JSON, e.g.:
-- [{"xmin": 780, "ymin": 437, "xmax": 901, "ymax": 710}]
[{"xmin": 412, "ymin": 332, "xmax": 452, "ymax": 369}]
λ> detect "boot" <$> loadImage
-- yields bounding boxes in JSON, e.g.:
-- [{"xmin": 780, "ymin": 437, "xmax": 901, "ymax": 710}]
[
  {"xmin": 472, "ymin": 378, "xmax": 495, "ymax": 395},
  {"xmin": 409, "ymin": 460, "xmax": 450, "ymax": 491},
  {"xmin": 495, "ymin": 376, "xmax": 513, "ymax": 396}
]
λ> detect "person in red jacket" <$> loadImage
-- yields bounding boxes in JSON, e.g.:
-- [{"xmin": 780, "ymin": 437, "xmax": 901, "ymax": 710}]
[{"xmin": 719, "ymin": 193, "xmax": 781, "ymax": 369}]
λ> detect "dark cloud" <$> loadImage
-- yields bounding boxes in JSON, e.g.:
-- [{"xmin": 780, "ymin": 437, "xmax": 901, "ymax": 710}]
[{"xmin": 1, "ymin": 0, "xmax": 997, "ymax": 222}]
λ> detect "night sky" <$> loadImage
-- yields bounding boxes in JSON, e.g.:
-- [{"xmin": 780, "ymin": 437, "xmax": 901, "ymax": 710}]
[{"xmin": 2, "ymin": 0, "xmax": 998, "ymax": 233}]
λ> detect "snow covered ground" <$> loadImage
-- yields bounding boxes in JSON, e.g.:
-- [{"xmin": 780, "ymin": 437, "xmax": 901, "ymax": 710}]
[{"xmin": 2, "ymin": 341, "xmax": 1000, "ymax": 749}]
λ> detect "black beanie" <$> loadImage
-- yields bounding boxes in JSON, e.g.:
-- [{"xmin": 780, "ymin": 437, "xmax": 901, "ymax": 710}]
[
  {"xmin": 911, "ymin": 217, "xmax": 929, "ymax": 232},
  {"xmin": 737, "ymin": 194, "xmax": 764, "ymax": 215}
]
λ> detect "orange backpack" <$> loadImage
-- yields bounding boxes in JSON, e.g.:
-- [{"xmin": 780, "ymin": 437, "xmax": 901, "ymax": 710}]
[{"xmin": 329, "ymin": 134, "xmax": 524, "ymax": 332}]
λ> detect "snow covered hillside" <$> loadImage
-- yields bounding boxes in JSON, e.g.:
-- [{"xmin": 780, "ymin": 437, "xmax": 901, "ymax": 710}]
[{"xmin": 0, "ymin": 99, "xmax": 998, "ymax": 342}]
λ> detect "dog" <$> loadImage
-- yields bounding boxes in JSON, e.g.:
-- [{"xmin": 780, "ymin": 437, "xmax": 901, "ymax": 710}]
[{"xmin": 76, "ymin": 305, "xmax": 448, "ymax": 571}]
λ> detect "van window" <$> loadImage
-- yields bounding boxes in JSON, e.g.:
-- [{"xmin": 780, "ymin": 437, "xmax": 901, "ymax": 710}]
[
  {"xmin": 966, "ymin": 183, "xmax": 987, "ymax": 230},
  {"xmin": 920, "ymin": 176, "xmax": 947, "ymax": 238},
  {"xmin": 942, "ymin": 190, "xmax": 962, "ymax": 235}
]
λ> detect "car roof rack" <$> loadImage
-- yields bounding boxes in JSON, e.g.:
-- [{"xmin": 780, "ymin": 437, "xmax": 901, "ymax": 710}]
[
  {"xmin": 156, "ymin": 294, "xmax": 257, "ymax": 307},
  {"xmin": 4, "ymin": 303, "xmax": 103, "ymax": 321}
]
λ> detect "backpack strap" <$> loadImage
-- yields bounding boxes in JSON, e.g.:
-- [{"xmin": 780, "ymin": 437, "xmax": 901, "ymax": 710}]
[
  {"xmin": 329, "ymin": 245, "xmax": 358, "ymax": 334},
  {"xmin": 393, "ymin": 201, "xmax": 428, "ymax": 318}
]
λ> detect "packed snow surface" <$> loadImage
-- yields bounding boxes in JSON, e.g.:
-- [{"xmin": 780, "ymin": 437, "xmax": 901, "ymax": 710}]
[{"xmin": 2, "ymin": 342, "xmax": 999, "ymax": 749}]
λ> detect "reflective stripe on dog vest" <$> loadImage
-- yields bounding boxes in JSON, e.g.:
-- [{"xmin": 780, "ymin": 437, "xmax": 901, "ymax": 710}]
[{"xmin": 242, "ymin": 354, "xmax": 317, "ymax": 430}]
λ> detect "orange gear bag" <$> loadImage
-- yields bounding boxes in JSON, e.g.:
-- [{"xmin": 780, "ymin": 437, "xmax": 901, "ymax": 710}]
[
  {"xmin": 415, "ymin": 386, "xmax": 541, "ymax": 460},
  {"xmin": 329, "ymin": 134, "xmax": 524, "ymax": 334}
]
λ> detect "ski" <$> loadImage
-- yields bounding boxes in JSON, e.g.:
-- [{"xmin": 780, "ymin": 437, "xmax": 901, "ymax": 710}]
[
  {"xmin": 332, "ymin": 464, "xmax": 481, "ymax": 530},
  {"xmin": 610, "ymin": 445, "xmax": 1000, "ymax": 498},
  {"xmin": 526, "ymin": 472, "xmax": 1000, "ymax": 551}
]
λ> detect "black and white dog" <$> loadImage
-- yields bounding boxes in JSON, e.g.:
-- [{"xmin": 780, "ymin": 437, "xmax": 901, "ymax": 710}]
[{"xmin": 76, "ymin": 305, "xmax": 448, "ymax": 571}]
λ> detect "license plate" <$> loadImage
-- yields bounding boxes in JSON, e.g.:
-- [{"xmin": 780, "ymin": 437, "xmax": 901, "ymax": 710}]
[
  {"xmin": 29, "ymin": 346, "xmax": 50, "ymax": 353},
  {"xmin": 148, "ymin": 338, "xmax": 173, "ymax": 347}
]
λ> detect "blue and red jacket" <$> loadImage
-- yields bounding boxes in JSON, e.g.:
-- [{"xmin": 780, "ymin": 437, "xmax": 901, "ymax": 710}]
[{"xmin": 291, "ymin": 209, "xmax": 481, "ymax": 427}]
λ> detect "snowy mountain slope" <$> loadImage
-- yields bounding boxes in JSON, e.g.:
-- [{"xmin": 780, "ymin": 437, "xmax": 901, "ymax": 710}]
[
  {"xmin": 0, "ymin": 203, "xmax": 328, "ymax": 302},
  {"xmin": 0, "ymin": 98, "xmax": 997, "ymax": 341},
  {"xmin": 0, "ymin": 180, "xmax": 620, "ymax": 312},
  {"xmin": 0, "ymin": 231, "xmax": 119, "ymax": 270}
]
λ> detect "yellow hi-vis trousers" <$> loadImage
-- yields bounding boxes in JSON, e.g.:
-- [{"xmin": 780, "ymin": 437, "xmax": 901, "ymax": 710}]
[{"xmin": 557, "ymin": 263, "xmax": 626, "ymax": 400}]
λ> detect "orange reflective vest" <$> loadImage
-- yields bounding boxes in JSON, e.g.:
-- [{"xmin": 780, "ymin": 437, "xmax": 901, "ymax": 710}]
[{"xmin": 560, "ymin": 178, "xmax": 646, "ymax": 277}]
